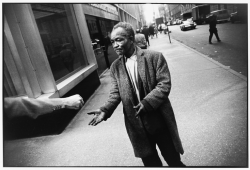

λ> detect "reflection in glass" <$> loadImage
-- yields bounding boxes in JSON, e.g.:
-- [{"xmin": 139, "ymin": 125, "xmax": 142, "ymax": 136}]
[
  {"xmin": 85, "ymin": 15, "xmax": 118, "ymax": 76},
  {"xmin": 31, "ymin": 4, "xmax": 88, "ymax": 82}
]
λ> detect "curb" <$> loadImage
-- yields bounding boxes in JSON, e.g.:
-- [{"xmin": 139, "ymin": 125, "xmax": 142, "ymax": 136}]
[{"xmin": 171, "ymin": 38, "xmax": 247, "ymax": 82}]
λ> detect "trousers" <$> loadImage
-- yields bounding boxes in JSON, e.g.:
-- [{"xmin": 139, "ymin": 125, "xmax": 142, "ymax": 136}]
[
  {"xmin": 209, "ymin": 28, "xmax": 220, "ymax": 42},
  {"xmin": 141, "ymin": 124, "xmax": 185, "ymax": 167}
]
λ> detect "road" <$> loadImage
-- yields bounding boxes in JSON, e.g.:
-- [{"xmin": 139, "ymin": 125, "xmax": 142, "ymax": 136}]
[{"xmin": 166, "ymin": 22, "xmax": 248, "ymax": 77}]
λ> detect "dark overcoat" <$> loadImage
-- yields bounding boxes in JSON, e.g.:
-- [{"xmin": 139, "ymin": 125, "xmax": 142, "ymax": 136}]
[{"xmin": 100, "ymin": 46, "xmax": 184, "ymax": 158}]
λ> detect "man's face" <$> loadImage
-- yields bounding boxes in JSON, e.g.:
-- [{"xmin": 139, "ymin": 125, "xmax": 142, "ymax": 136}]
[{"xmin": 110, "ymin": 27, "xmax": 133, "ymax": 56}]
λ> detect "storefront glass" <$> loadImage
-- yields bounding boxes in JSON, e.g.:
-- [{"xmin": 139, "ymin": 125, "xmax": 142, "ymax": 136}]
[
  {"xmin": 85, "ymin": 15, "xmax": 118, "ymax": 76},
  {"xmin": 31, "ymin": 4, "xmax": 88, "ymax": 82}
]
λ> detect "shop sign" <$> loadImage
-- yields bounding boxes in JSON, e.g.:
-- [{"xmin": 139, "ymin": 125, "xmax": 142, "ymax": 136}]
[{"xmin": 90, "ymin": 4, "xmax": 119, "ymax": 16}]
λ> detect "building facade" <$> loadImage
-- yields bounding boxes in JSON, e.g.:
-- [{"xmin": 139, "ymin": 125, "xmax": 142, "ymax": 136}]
[
  {"xmin": 3, "ymin": 3, "xmax": 142, "ymax": 103},
  {"xmin": 116, "ymin": 4, "xmax": 143, "ymax": 29},
  {"xmin": 163, "ymin": 4, "xmax": 195, "ymax": 21},
  {"xmin": 161, "ymin": 4, "xmax": 240, "ymax": 22}
]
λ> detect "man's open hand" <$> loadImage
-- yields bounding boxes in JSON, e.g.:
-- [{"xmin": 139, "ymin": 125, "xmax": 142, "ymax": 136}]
[{"xmin": 87, "ymin": 109, "xmax": 106, "ymax": 126}]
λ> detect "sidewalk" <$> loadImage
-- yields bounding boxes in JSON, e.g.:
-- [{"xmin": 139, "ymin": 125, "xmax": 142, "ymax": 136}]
[{"xmin": 4, "ymin": 33, "xmax": 247, "ymax": 167}]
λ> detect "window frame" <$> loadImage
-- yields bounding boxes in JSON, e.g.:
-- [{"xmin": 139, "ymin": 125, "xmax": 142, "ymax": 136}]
[{"xmin": 4, "ymin": 4, "xmax": 98, "ymax": 99}]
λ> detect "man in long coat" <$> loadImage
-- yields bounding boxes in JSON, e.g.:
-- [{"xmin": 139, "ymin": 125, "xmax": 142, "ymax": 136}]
[{"xmin": 88, "ymin": 22, "xmax": 185, "ymax": 167}]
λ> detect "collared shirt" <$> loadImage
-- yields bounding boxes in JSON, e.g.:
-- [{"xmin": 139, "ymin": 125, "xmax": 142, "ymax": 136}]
[{"xmin": 125, "ymin": 48, "xmax": 140, "ymax": 102}]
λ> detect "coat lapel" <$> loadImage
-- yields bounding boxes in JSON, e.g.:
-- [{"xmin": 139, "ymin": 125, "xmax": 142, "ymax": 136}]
[
  {"xmin": 118, "ymin": 46, "xmax": 149, "ymax": 106},
  {"xmin": 120, "ymin": 56, "xmax": 139, "ymax": 106},
  {"xmin": 136, "ymin": 47, "xmax": 149, "ymax": 95}
]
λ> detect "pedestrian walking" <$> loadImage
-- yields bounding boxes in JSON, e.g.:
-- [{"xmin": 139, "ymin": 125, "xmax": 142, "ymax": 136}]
[
  {"xmin": 149, "ymin": 24, "xmax": 155, "ymax": 39},
  {"xmin": 135, "ymin": 29, "xmax": 147, "ymax": 49},
  {"xmin": 158, "ymin": 24, "xmax": 163, "ymax": 34},
  {"xmin": 208, "ymin": 14, "xmax": 221, "ymax": 44},
  {"xmin": 103, "ymin": 32, "xmax": 111, "ymax": 68},
  {"xmin": 163, "ymin": 22, "xmax": 169, "ymax": 34},
  {"xmin": 141, "ymin": 25, "xmax": 150, "ymax": 46},
  {"xmin": 154, "ymin": 26, "xmax": 158, "ymax": 38},
  {"xmin": 87, "ymin": 22, "xmax": 185, "ymax": 167}
]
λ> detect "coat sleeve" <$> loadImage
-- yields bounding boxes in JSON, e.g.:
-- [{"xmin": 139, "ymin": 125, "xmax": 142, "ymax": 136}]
[
  {"xmin": 141, "ymin": 53, "xmax": 171, "ymax": 112},
  {"xmin": 99, "ymin": 67, "xmax": 121, "ymax": 120},
  {"xmin": 4, "ymin": 97, "xmax": 65, "ymax": 119}
]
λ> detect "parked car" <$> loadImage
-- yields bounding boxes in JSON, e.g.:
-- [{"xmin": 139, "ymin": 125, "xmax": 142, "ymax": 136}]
[
  {"xmin": 230, "ymin": 12, "xmax": 240, "ymax": 23},
  {"xmin": 180, "ymin": 18, "xmax": 197, "ymax": 31},
  {"xmin": 206, "ymin": 9, "xmax": 230, "ymax": 23},
  {"xmin": 176, "ymin": 19, "xmax": 183, "ymax": 25}
]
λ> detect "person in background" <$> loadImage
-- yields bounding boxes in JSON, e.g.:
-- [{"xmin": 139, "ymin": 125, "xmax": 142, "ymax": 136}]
[
  {"xmin": 154, "ymin": 25, "xmax": 158, "ymax": 38},
  {"xmin": 209, "ymin": 14, "xmax": 221, "ymax": 44},
  {"xmin": 141, "ymin": 25, "xmax": 150, "ymax": 46},
  {"xmin": 87, "ymin": 22, "xmax": 185, "ymax": 167},
  {"xmin": 103, "ymin": 32, "xmax": 111, "ymax": 55},
  {"xmin": 148, "ymin": 24, "xmax": 155, "ymax": 39},
  {"xmin": 4, "ymin": 94, "xmax": 84, "ymax": 120},
  {"xmin": 135, "ymin": 29, "xmax": 147, "ymax": 49},
  {"xmin": 163, "ymin": 22, "xmax": 169, "ymax": 34},
  {"xmin": 60, "ymin": 44, "xmax": 74, "ymax": 72},
  {"xmin": 103, "ymin": 32, "xmax": 111, "ymax": 68},
  {"xmin": 158, "ymin": 24, "xmax": 163, "ymax": 34}
]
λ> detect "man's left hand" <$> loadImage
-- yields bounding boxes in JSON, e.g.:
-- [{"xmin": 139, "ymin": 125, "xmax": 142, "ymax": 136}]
[{"xmin": 133, "ymin": 102, "xmax": 145, "ymax": 118}]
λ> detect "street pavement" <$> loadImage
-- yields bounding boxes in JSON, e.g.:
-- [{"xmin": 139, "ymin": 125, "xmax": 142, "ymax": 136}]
[{"xmin": 3, "ymin": 33, "xmax": 247, "ymax": 167}]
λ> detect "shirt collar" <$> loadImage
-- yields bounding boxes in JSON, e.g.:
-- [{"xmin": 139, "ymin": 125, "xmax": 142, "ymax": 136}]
[{"xmin": 125, "ymin": 46, "xmax": 137, "ymax": 62}]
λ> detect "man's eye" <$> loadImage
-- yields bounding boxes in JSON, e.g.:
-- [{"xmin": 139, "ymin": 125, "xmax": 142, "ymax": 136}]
[{"xmin": 116, "ymin": 38, "xmax": 123, "ymax": 42}]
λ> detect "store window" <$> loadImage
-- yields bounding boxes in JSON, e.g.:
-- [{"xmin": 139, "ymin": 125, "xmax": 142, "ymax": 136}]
[
  {"xmin": 31, "ymin": 4, "xmax": 88, "ymax": 82},
  {"xmin": 85, "ymin": 15, "xmax": 118, "ymax": 76}
]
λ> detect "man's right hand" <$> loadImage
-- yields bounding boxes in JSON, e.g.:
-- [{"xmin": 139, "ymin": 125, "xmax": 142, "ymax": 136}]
[{"xmin": 87, "ymin": 109, "xmax": 106, "ymax": 126}]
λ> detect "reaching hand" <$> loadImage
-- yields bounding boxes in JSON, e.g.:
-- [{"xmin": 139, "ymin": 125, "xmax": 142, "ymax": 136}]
[
  {"xmin": 64, "ymin": 94, "xmax": 84, "ymax": 110},
  {"xmin": 87, "ymin": 109, "xmax": 106, "ymax": 126},
  {"xmin": 133, "ymin": 102, "xmax": 145, "ymax": 118}
]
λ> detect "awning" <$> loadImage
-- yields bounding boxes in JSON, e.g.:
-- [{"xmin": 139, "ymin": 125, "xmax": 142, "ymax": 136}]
[
  {"xmin": 181, "ymin": 11, "xmax": 192, "ymax": 16},
  {"xmin": 192, "ymin": 4, "xmax": 209, "ymax": 9}
]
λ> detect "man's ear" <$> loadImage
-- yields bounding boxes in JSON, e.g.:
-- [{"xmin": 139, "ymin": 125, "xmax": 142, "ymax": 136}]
[{"xmin": 129, "ymin": 36, "xmax": 135, "ymax": 42}]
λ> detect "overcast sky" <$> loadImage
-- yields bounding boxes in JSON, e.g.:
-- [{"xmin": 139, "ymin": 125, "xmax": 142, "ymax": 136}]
[{"xmin": 143, "ymin": 4, "xmax": 161, "ymax": 24}]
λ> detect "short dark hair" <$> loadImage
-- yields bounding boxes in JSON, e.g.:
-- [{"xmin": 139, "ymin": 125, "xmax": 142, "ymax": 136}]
[{"xmin": 112, "ymin": 22, "xmax": 135, "ymax": 40}]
